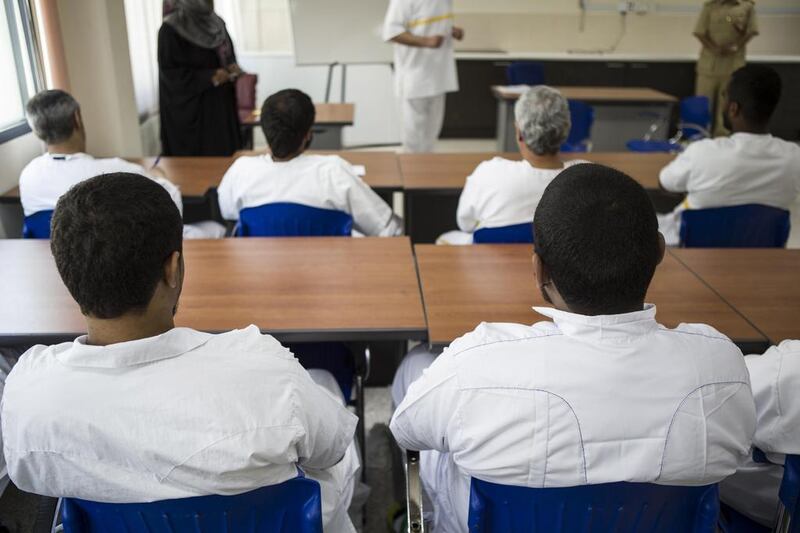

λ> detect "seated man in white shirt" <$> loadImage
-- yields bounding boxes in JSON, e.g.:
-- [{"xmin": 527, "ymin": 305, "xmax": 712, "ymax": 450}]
[
  {"xmin": 390, "ymin": 163, "xmax": 756, "ymax": 533},
  {"xmin": 439, "ymin": 85, "xmax": 584, "ymax": 245},
  {"xmin": 721, "ymin": 340, "xmax": 800, "ymax": 528},
  {"xmin": 658, "ymin": 65, "xmax": 800, "ymax": 245},
  {"xmin": 218, "ymin": 89, "xmax": 402, "ymax": 237},
  {"xmin": 2, "ymin": 174, "xmax": 360, "ymax": 533},
  {"xmin": 20, "ymin": 89, "xmax": 224, "ymax": 239}
]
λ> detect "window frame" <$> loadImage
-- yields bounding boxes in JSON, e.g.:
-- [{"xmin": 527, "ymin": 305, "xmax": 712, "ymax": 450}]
[{"xmin": 0, "ymin": 0, "xmax": 43, "ymax": 144}]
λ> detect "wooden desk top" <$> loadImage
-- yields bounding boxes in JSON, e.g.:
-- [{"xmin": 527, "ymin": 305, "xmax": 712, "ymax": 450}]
[
  {"xmin": 243, "ymin": 103, "xmax": 355, "ymax": 127},
  {"xmin": 399, "ymin": 152, "xmax": 674, "ymax": 191},
  {"xmin": 234, "ymin": 150, "xmax": 403, "ymax": 190},
  {"xmin": 0, "ymin": 238, "xmax": 427, "ymax": 343},
  {"xmin": 670, "ymin": 249, "xmax": 800, "ymax": 345},
  {"xmin": 415, "ymin": 244, "xmax": 765, "ymax": 345},
  {"xmin": 492, "ymin": 85, "xmax": 678, "ymax": 103}
]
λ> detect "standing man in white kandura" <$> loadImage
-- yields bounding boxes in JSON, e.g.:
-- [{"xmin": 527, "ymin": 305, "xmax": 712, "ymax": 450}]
[{"xmin": 383, "ymin": 0, "xmax": 464, "ymax": 153}]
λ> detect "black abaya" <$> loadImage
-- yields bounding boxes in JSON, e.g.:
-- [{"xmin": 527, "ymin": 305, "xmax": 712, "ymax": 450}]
[{"xmin": 158, "ymin": 23, "xmax": 242, "ymax": 156}]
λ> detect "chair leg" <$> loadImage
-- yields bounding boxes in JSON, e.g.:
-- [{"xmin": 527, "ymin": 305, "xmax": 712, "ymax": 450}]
[
  {"xmin": 354, "ymin": 345, "xmax": 370, "ymax": 482},
  {"xmin": 774, "ymin": 502, "xmax": 791, "ymax": 533},
  {"xmin": 405, "ymin": 451, "xmax": 425, "ymax": 533}
]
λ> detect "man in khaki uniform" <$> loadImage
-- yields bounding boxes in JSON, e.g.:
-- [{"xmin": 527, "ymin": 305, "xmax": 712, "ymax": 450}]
[{"xmin": 694, "ymin": 0, "xmax": 758, "ymax": 136}]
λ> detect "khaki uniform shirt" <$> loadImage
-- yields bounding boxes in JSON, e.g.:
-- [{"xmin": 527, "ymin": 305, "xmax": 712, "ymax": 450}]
[{"xmin": 695, "ymin": 0, "xmax": 758, "ymax": 75}]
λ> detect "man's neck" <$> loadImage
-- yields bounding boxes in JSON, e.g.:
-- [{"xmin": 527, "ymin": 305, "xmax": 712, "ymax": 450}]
[
  {"xmin": 85, "ymin": 313, "xmax": 175, "ymax": 346},
  {"xmin": 47, "ymin": 138, "xmax": 85, "ymax": 155},
  {"xmin": 270, "ymin": 148, "xmax": 305, "ymax": 163},
  {"xmin": 521, "ymin": 148, "xmax": 564, "ymax": 170},
  {"xmin": 732, "ymin": 125, "xmax": 769, "ymax": 135}
]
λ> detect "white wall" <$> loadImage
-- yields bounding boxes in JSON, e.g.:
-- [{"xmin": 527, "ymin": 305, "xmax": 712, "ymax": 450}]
[{"xmin": 236, "ymin": 54, "xmax": 403, "ymax": 148}]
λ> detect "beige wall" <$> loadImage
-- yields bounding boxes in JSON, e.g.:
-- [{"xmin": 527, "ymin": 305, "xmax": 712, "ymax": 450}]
[
  {"xmin": 56, "ymin": 0, "xmax": 142, "ymax": 157},
  {"xmin": 456, "ymin": 12, "xmax": 800, "ymax": 57}
]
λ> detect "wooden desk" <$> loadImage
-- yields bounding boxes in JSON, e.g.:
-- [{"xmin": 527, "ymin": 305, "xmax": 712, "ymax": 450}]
[
  {"xmin": 241, "ymin": 103, "xmax": 355, "ymax": 150},
  {"xmin": 0, "ymin": 238, "xmax": 427, "ymax": 344},
  {"xmin": 234, "ymin": 150, "xmax": 403, "ymax": 192},
  {"xmin": 415, "ymin": 244, "xmax": 766, "ymax": 346},
  {"xmin": 670, "ymin": 249, "xmax": 800, "ymax": 345},
  {"xmin": 399, "ymin": 152, "xmax": 674, "ymax": 191},
  {"xmin": 492, "ymin": 85, "xmax": 678, "ymax": 152}
]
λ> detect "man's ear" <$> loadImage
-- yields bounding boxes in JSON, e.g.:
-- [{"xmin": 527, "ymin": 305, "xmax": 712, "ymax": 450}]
[
  {"xmin": 656, "ymin": 232, "xmax": 666, "ymax": 266},
  {"xmin": 532, "ymin": 251, "xmax": 547, "ymax": 288},
  {"xmin": 164, "ymin": 251, "xmax": 182, "ymax": 289},
  {"xmin": 728, "ymin": 100, "xmax": 740, "ymax": 119},
  {"xmin": 74, "ymin": 109, "xmax": 84, "ymax": 133}
]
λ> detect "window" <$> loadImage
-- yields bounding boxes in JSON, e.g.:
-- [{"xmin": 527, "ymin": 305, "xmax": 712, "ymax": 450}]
[{"xmin": 0, "ymin": 0, "xmax": 41, "ymax": 143}]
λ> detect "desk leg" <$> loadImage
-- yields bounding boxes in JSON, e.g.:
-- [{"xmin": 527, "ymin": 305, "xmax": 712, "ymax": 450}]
[
  {"xmin": 312, "ymin": 126, "xmax": 344, "ymax": 150},
  {"xmin": 496, "ymin": 99, "xmax": 516, "ymax": 152}
]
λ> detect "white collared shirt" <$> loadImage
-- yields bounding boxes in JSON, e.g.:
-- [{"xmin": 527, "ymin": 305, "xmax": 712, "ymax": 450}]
[
  {"xmin": 721, "ymin": 340, "xmax": 800, "ymax": 526},
  {"xmin": 390, "ymin": 305, "xmax": 756, "ymax": 533},
  {"xmin": 382, "ymin": 0, "xmax": 459, "ymax": 100},
  {"xmin": 217, "ymin": 154, "xmax": 402, "ymax": 237},
  {"xmin": 457, "ymin": 158, "xmax": 586, "ymax": 232},
  {"xmin": 19, "ymin": 153, "xmax": 183, "ymax": 217},
  {"xmin": 659, "ymin": 133, "xmax": 800, "ymax": 210},
  {"xmin": 2, "ymin": 326, "xmax": 359, "ymax": 532}
]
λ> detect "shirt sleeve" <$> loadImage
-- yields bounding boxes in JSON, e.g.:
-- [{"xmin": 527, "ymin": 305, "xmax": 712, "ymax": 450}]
[
  {"xmin": 659, "ymin": 146, "xmax": 697, "ymax": 193},
  {"xmin": 456, "ymin": 166, "xmax": 484, "ymax": 232},
  {"xmin": 118, "ymin": 160, "xmax": 184, "ymax": 216},
  {"xmin": 382, "ymin": 0, "xmax": 408, "ymax": 41},
  {"xmin": 217, "ymin": 161, "xmax": 241, "ymax": 221},
  {"xmin": 694, "ymin": 3, "xmax": 711, "ymax": 36},
  {"xmin": 292, "ymin": 368, "xmax": 358, "ymax": 471},
  {"xmin": 335, "ymin": 162, "xmax": 403, "ymax": 237}
]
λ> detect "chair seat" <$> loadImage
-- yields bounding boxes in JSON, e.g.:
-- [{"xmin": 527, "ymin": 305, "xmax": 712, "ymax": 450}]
[
  {"xmin": 22, "ymin": 210, "xmax": 54, "ymax": 239},
  {"xmin": 236, "ymin": 203, "xmax": 353, "ymax": 238},
  {"xmin": 679, "ymin": 204, "xmax": 791, "ymax": 248},
  {"xmin": 473, "ymin": 223, "xmax": 534, "ymax": 244}
]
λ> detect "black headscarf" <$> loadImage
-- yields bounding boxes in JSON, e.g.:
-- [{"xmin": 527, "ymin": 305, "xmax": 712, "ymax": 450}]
[{"xmin": 163, "ymin": 0, "xmax": 234, "ymax": 64}]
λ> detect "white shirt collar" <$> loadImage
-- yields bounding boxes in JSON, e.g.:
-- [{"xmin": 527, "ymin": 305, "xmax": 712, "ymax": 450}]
[
  {"xmin": 533, "ymin": 304, "xmax": 659, "ymax": 341},
  {"xmin": 58, "ymin": 327, "xmax": 212, "ymax": 368},
  {"xmin": 47, "ymin": 152, "xmax": 91, "ymax": 161}
]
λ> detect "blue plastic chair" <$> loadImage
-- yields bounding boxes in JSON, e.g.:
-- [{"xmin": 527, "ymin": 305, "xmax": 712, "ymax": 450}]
[
  {"xmin": 22, "ymin": 209, "xmax": 53, "ymax": 239},
  {"xmin": 506, "ymin": 62, "xmax": 545, "ymax": 86},
  {"xmin": 61, "ymin": 476, "xmax": 323, "ymax": 533},
  {"xmin": 236, "ymin": 203, "xmax": 353, "ymax": 237},
  {"xmin": 777, "ymin": 455, "xmax": 800, "ymax": 533},
  {"xmin": 679, "ymin": 204, "xmax": 791, "ymax": 248},
  {"xmin": 468, "ymin": 478, "xmax": 720, "ymax": 533},
  {"xmin": 473, "ymin": 223, "xmax": 534, "ymax": 244},
  {"xmin": 627, "ymin": 96, "xmax": 711, "ymax": 153},
  {"xmin": 561, "ymin": 101, "xmax": 594, "ymax": 153}
]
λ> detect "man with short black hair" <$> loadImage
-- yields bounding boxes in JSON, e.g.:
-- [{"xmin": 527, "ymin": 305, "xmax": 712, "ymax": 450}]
[
  {"xmin": 658, "ymin": 64, "xmax": 800, "ymax": 245},
  {"xmin": 390, "ymin": 164, "xmax": 756, "ymax": 532},
  {"xmin": 2, "ymin": 174, "xmax": 360, "ymax": 532},
  {"xmin": 20, "ymin": 89, "xmax": 223, "ymax": 238},
  {"xmin": 218, "ymin": 88, "xmax": 402, "ymax": 236}
]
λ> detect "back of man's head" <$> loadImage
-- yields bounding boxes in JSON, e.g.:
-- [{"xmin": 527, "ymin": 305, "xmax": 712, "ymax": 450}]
[
  {"xmin": 534, "ymin": 164, "xmax": 662, "ymax": 315},
  {"xmin": 727, "ymin": 64, "xmax": 782, "ymax": 128},
  {"xmin": 261, "ymin": 89, "xmax": 315, "ymax": 159},
  {"xmin": 51, "ymin": 173, "xmax": 184, "ymax": 319},
  {"xmin": 26, "ymin": 90, "xmax": 80, "ymax": 145}
]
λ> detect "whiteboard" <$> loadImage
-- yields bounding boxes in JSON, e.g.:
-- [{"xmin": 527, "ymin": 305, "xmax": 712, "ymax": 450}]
[{"xmin": 289, "ymin": 0, "xmax": 393, "ymax": 65}]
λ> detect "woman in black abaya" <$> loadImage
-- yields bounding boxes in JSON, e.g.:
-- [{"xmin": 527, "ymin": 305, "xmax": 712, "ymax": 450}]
[{"xmin": 158, "ymin": 0, "xmax": 242, "ymax": 156}]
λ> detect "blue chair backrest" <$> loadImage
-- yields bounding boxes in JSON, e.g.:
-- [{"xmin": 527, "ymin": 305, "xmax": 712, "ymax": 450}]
[
  {"xmin": 680, "ymin": 96, "xmax": 711, "ymax": 140},
  {"xmin": 680, "ymin": 204, "xmax": 791, "ymax": 248},
  {"xmin": 237, "ymin": 202, "xmax": 353, "ymax": 237},
  {"xmin": 61, "ymin": 476, "xmax": 323, "ymax": 533},
  {"xmin": 468, "ymin": 478, "xmax": 719, "ymax": 533},
  {"xmin": 561, "ymin": 101, "xmax": 594, "ymax": 153},
  {"xmin": 780, "ymin": 455, "xmax": 800, "ymax": 533},
  {"xmin": 473, "ymin": 223, "xmax": 534, "ymax": 244},
  {"xmin": 506, "ymin": 62, "xmax": 545, "ymax": 86},
  {"xmin": 22, "ymin": 210, "xmax": 53, "ymax": 239}
]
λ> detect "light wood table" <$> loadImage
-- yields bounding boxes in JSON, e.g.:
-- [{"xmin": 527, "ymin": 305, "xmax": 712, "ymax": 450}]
[
  {"xmin": 235, "ymin": 150, "xmax": 403, "ymax": 192},
  {"xmin": 0, "ymin": 238, "xmax": 427, "ymax": 344},
  {"xmin": 399, "ymin": 152, "xmax": 674, "ymax": 191},
  {"xmin": 492, "ymin": 85, "xmax": 678, "ymax": 152},
  {"xmin": 415, "ymin": 244, "xmax": 766, "ymax": 347},
  {"xmin": 670, "ymin": 248, "xmax": 800, "ymax": 345},
  {"xmin": 241, "ymin": 103, "xmax": 355, "ymax": 150}
]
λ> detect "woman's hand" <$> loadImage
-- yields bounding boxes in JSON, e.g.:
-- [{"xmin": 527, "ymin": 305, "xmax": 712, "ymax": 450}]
[
  {"xmin": 211, "ymin": 68, "xmax": 231, "ymax": 86},
  {"xmin": 227, "ymin": 63, "xmax": 244, "ymax": 80}
]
